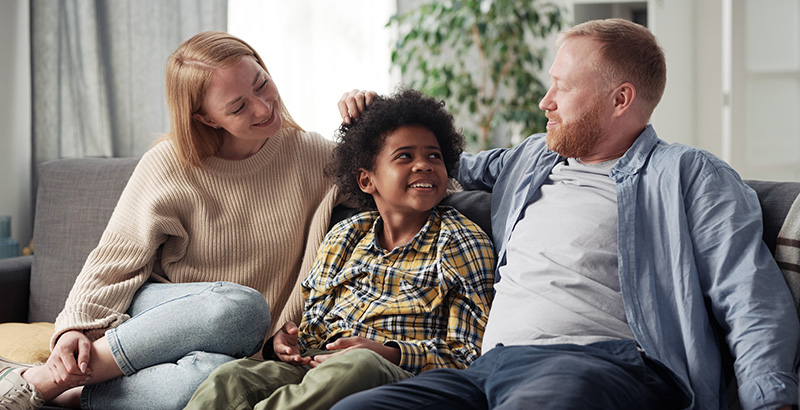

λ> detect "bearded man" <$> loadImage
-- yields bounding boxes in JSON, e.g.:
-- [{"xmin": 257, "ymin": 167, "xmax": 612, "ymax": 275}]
[{"xmin": 334, "ymin": 18, "xmax": 799, "ymax": 410}]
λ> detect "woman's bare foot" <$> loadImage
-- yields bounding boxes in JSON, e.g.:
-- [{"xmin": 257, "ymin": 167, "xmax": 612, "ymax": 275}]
[
  {"xmin": 47, "ymin": 386, "xmax": 83, "ymax": 409},
  {"xmin": 21, "ymin": 365, "xmax": 84, "ymax": 402}
]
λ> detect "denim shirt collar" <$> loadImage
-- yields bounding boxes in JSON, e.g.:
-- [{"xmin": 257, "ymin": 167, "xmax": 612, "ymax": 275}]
[{"xmin": 609, "ymin": 124, "xmax": 660, "ymax": 182}]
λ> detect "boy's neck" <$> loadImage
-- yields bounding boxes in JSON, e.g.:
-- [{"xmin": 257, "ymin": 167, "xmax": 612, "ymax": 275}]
[{"xmin": 377, "ymin": 208, "xmax": 434, "ymax": 251}]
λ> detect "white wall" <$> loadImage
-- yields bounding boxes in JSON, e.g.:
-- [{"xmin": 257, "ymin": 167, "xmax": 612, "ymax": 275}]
[
  {"xmin": 648, "ymin": 0, "xmax": 695, "ymax": 147},
  {"xmin": 0, "ymin": 0, "xmax": 32, "ymax": 254},
  {"xmin": 228, "ymin": 0, "xmax": 397, "ymax": 139}
]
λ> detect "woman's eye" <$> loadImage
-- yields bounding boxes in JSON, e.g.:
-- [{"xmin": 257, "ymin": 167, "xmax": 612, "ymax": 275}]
[
  {"xmin": 256, "ymin": 78, "xmax": 268, "ymax": 92},
  {"xmin": 232, "ymin": 103, "xmax": 245, "ymax": 115}
]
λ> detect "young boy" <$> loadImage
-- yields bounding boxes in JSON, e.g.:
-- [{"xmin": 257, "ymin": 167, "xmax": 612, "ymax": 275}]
[{"xmin": 184, "ymin": 89, "xmax": 496, "ymax": 410}]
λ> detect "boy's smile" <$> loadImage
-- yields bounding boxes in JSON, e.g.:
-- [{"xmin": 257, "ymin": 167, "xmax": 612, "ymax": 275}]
[{"xmin": 357, "ymin": 124, "xmax": 448, "ymax": 247}]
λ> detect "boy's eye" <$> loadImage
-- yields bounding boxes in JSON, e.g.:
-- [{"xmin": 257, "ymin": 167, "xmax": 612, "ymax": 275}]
[
  {"xmin": 395, "ymin": 153, "xmax": 411, "ymax": 160},
  {"xmin": 429, "ymin": 152, "xmax": 442, "ymax": 159}
]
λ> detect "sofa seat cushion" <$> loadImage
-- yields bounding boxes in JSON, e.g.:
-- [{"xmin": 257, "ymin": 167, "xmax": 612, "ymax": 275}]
[{"xmin": 0, "ymin": 322, "xmax": 54, "ymax": 365}]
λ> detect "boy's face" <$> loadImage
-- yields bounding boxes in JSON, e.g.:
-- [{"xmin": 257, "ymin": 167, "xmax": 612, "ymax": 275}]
[{"xmin": 358, "ymin": 125, "xmax": 448, "ymax": 220}]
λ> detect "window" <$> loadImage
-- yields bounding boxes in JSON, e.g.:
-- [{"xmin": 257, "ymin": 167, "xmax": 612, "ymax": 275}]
[{"xmin": 228, "ymin": 0, "xmax": 398, "ymax": 139}]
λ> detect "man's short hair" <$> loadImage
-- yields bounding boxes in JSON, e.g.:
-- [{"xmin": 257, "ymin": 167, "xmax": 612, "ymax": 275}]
[{"xmin": 558, "ymin": 18, "xmax": 666, "ymax": 119}]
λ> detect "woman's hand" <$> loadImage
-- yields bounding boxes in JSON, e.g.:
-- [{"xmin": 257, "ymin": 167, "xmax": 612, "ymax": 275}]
[
  {"xmin": 273, "ymin": 322, "xmax": 311, "ymax": 365},
  {"xmin": 310, "ymin": 336, "xmax": 400, "ymax": 368},
  {"xmin": 338, "ymin": 89, "xmax": 377, "ymax": 124},
  {"xmin": 46, "ymin": 330, "xmax": 92, "ymax": 387}
]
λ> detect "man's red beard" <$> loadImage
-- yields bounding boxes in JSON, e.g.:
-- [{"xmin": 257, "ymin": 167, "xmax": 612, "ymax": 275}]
[{"xmin": 545, "ymin": 98, "xmax": 605, "ymax": 159}]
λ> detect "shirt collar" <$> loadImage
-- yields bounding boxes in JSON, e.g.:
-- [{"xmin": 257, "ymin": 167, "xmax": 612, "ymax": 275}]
[
  {"xmin": 365, "ymin": 207, "xmax": 441, "ymax": 255},
  {"xmin": 610, "ymin": 124, "xmax": 660, "ymax": 181}
]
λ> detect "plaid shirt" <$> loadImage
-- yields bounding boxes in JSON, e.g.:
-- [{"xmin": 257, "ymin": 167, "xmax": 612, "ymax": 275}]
[{"xmin": 299, "ymin": 206, "xmax": 495, "ymax": 375}]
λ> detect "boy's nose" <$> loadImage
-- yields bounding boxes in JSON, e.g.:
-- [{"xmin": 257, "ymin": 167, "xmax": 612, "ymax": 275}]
[{"xmin": 412, "ymin": 159, "xmax": 433, "ymax": 172}]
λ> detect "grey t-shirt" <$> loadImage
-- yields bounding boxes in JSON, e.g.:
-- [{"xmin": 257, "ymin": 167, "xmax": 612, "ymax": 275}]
[{"xmin": 482, "ymin": 158, "xmax": 634, "ymax": 353}]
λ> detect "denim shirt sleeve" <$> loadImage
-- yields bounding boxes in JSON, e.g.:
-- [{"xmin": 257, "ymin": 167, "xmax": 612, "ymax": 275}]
[
  {"xmin": 683, "ymin": 158, "xmax": 799, "ymax": 409},
  {"xmin": 456, "ymin": 146, "xmax": 512, "ymax": 191}
]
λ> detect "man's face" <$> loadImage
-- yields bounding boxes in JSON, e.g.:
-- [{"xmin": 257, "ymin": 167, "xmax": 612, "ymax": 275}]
[{"xmin": 539, "ymin": 37, "xmax": 613, "ymax": 159}]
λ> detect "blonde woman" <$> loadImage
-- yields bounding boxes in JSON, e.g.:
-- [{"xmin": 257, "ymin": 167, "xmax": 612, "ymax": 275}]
[{"xmin": 2, "ymin": 31, "xmax": 340, "ymax": 410}]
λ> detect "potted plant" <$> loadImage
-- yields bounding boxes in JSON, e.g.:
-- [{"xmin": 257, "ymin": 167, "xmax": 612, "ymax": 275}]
[{"xmin": 388, "ymin": 0, "xmax": 565, "ymax": 150}]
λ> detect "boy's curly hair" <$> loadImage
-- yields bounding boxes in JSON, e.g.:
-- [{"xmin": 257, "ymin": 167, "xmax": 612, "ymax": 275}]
[{"xmin": 327, "ymin": 88, "xmax": 464, "ymax": 210}]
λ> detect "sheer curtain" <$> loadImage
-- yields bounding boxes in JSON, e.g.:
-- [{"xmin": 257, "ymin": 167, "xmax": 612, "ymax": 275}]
[
  {"xmin": 228, "ymin": 0, "xmax": 397, "ymax": 139},
  {"xmin": 31, "ymin": 0, "xmax": 228, "ymax": 166}
]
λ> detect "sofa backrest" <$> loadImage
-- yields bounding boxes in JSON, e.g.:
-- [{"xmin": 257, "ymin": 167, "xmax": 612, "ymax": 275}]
[
  {"xmin": 29, "ymin": 158, "xmax": 139, "ymax": 322},
  {"xmin": 743, "ymin": 180, "xmax": 800, "ymax": 255},
  {"xmin": 28, "ymin": 157, "xmax": 800, "ymax": 324}
]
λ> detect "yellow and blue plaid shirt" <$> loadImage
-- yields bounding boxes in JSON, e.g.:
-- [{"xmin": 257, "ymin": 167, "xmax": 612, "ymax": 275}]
[{"xmin": 299, "ymin": 206, "xmax": 496, "ymax": 375}]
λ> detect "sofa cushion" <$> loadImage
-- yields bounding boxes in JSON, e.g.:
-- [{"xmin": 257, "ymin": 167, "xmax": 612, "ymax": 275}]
[
  {"xmin": 745, "ymin": 180, "xmax": 800, "ymax": 255},
  {"xmin": 0, "ymin": 322, "xmax": 54, "ymax": 365},
  {"xmin": 29, "ymin": 158, "xmax": 139, "ymax": 322}
]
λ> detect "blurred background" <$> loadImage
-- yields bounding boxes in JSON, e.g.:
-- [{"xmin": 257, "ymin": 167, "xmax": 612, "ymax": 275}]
[{"xmin": 1, "ymin": 0, "xmax": 799, "ymax": 253}]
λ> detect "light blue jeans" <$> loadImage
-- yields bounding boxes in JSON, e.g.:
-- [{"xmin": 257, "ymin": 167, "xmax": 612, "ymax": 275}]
[{"xmin": 79, "ymin": 281, "xmax": 270, "ymax": 410}]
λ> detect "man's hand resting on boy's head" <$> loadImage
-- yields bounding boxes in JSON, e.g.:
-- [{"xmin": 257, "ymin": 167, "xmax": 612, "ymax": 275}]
[
  {"xmin": 273, "ymin": 322, "xmax": 311, "ymax": 366},
  {"xmin": 338, "ymin": 89, "xmax": 377, "ymax": 124},
  {"xmin": 310, "ymin": 337, "xmax": 401, "ymax": 368}
]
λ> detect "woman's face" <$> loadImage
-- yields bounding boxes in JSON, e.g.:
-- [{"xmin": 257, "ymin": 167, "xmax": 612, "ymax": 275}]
[{"xmin": 194, "ymin": 56, "xmax": 283, "ymax": 156}]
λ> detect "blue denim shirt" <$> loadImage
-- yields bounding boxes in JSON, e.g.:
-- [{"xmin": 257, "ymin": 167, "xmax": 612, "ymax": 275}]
[{"xmin": 457, "ymin": 125, "xmax": 800, "ymax": 410}]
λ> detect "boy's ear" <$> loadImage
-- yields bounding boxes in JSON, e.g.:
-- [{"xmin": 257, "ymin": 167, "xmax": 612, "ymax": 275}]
[{"xmin": 357, "ymin": 168, "xmax": 376, "ymax": 194}]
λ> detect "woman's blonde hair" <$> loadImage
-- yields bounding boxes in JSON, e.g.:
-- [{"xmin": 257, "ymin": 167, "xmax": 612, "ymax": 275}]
[
  {"xmin": 557, "ymin": 18, "xmax": 666, "ymax": 121},
  {"xmin": 164, "ymin": 31, "xmax": 304, "ymax": 167}
]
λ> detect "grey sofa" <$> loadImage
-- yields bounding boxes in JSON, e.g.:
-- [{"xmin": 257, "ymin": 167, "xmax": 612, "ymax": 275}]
[{"xmin": 0, "ymin": 157, "xmax": 798, "ymax": 408}]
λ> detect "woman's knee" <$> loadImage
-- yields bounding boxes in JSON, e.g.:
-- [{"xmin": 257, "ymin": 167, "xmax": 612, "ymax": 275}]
[{"xmin": 202, "ymin": 282, "xmax": 270, "ymax": 354}]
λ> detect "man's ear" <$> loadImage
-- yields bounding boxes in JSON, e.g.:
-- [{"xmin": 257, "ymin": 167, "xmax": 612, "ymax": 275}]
[
  {"xmin": 193, "ymin": 112, "xmax": 218, "ymax": 129},
  {"xmin": 612, "ymin": 82, "xmax": 636, "ymax": 117},
  {"xmin": 357, "ymin": 168, "xmax": 376, "ymax": 194}
]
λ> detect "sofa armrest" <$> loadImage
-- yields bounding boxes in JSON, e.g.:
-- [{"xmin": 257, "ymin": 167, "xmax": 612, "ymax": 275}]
[{"xmin": 0, "ymin": 255, "xmax": 33, "ymax": 323}]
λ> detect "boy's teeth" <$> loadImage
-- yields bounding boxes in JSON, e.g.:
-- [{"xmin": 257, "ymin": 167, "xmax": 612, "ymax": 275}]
[{"xmin": 410, "ymin": 183, "xmax": 433, "ymax": 188}]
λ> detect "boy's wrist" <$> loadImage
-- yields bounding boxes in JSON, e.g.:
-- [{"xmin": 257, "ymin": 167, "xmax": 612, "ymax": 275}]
[
  {"xmin": 261, "ymin": 336, "xmax": 278, "ymax": 360},
  {"xmin": 382, "ymin": 341, "xmax": 402, "ymax": 365}
]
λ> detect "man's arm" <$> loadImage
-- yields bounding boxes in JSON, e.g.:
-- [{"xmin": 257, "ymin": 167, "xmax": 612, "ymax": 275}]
[{"xmin": 688, "ymin": 166, "xmax": 799, "ymax": 409}]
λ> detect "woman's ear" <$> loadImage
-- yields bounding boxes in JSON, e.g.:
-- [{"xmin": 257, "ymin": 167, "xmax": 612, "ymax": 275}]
[
  {"xmin": 357, "ymin": 168, "xmax": 375, "ymax": 194},
  {"xmin": 193, "ymin": 112, "xmax": 218, "ymax": 129}
]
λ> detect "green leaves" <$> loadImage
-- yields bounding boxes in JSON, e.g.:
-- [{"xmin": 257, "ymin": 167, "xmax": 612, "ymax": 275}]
[{"xmin": 388, "ymin": 0, "xmax": 564, "ymax": 150}]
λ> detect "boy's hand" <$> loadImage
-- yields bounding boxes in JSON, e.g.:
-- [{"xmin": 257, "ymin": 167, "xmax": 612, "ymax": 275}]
[
  {"xmin": 273, "ymin": 322, "xmax": 311, "ymax": 365},
  {"xmin": 310, "ymin": 336, "xmax": 400, "ymax": 368},
  {"xmin": 338, "ymin": 90, "xmax": 377, "ymax": 124}
]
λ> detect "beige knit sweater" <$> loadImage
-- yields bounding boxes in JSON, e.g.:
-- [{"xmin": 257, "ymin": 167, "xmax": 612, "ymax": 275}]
[{"xmin": 52, "ymin": 128, "xmax": 339, "ymax": 348}]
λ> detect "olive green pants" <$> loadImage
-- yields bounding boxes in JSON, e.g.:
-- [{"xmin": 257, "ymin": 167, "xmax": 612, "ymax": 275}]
[{"xmin": 184, "ymin": 348, "xmax": 414, "ymax": 410}]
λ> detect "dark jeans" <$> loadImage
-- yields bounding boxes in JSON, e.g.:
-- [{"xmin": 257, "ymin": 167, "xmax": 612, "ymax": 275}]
[{"xmin": 330, "ymin": 340, "xmax": 690, "ymax": 410}]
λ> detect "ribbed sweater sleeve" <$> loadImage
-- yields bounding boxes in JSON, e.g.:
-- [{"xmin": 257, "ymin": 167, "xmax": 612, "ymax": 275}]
[{"xmin": 53, "ymin": 128, "xmax": 338, "ymax": 347}]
